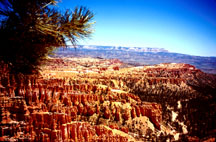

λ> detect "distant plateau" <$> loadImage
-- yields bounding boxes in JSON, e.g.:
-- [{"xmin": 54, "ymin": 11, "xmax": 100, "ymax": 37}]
[{"xmin": 54, "ymin": 45, "xmax": 216, "ymax": 74}]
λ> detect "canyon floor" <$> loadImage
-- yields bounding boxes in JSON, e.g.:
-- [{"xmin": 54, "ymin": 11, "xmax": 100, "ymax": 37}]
[{"xmin": 0, "ymin": 57, "xmax": 216, "ymax": 141}]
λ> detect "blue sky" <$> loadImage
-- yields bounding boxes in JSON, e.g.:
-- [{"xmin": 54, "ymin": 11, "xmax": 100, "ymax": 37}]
[{"xmin": 58, "ymin": 0, "xmax": 216, "ymax": 57}]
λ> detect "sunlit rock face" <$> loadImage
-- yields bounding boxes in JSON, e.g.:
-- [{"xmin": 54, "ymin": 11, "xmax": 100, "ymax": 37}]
[
  {"xmin": 1, "ymin": 58, "xmax": 216, "ymax": 141},
  {"xmin": 0, "ymin": 61, "xmax": 163, "ymax": 141}
]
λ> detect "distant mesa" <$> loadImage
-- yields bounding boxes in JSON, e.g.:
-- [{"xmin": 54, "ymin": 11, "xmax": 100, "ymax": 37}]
[
  {"xmin": 56, "ymin": 45, "xmax": 216, "ymax": 74},
  {"xmin": 73, "ymin": 45, "xmax": 169, "ymax": 53}
]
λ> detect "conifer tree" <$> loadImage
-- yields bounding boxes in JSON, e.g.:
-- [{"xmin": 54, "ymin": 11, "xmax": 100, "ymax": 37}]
[{"xmin": 0, "ymin": 0, "xmax": 94, "ymax": 74}]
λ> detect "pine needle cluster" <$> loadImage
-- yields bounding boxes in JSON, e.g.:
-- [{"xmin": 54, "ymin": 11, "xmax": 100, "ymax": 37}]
[{"xmin": 0, "ymin": 0, "xmax": 94, "ymax": 74}]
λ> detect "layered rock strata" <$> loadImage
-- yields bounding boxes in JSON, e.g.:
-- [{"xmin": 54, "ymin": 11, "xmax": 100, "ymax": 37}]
[{"xmin": 0, "ymin": 67, "xmax": 162, "ymax": 141}]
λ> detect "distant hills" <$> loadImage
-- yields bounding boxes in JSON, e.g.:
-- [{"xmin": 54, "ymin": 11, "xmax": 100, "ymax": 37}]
[
  {"xmin": 54, "ymin": 45, "xmax": 216, "ymax": 74},
  {"xmin": 75, "ymin": 45, "xmax": 169, "ymax": 52}
]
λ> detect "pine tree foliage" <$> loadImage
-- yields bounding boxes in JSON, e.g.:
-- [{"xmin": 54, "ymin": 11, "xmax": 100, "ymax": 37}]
[{"xmin": 0, "ymin": 0, "xmax": 94, "ymax": 74}]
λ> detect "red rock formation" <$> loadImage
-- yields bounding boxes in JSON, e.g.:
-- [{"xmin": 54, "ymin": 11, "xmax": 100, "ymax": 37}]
[
  {"xmin": 0, "ymin": 60, "xmax": 165, "ymax": 141},
  {"xmin": 123, "ymin": 109, "xmax": 130, "ymax": 121},
  {"xmin": 121, "ymin": 126, "xmax": 129, "ymax": 133},
  {"xmin": 104, "ymin": 106, "xmax": 111, "ymax": 119},
  {"xmin": 131, "ymin": 107, "xmax": 137, "ymax": 119},
  {"xmin": 115, "ymin": 107, "xmax": 121, "ymax": 121},
  {"xmin": 87, "ymin": 105, "xmax": 96, "ymax": 116},
  {"xmin": 134, "ymin": 105, "xmax": 141, "ymax": 117},
  {"xmin": 77, "ymin": 103, "xmax": 84, "ymax": 115}
]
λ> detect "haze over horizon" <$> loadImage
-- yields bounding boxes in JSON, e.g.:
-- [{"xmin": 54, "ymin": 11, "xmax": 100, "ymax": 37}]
[{"xmin": 59, "ymin": 0, "xmax": 216, "ymax": 57}]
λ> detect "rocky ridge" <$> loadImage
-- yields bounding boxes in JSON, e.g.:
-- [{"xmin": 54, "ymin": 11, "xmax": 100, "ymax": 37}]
[
  {"xmin": 0, "ymin": 60, "xmax": 163, "ymax": 141},
  {"xmin": 41, "ymin": 57, "xmax": 216, "ymax": 141},
  {"xmin": 0, "ymin": 57, "xmax": 216, "ymax": 141}
]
